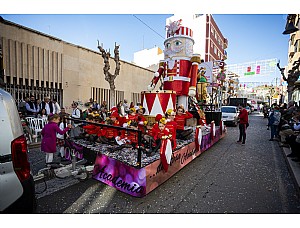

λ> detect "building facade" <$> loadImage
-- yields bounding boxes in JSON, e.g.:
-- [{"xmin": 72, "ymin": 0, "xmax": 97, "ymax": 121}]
[
  {"xmin": 133, "ymin": 46, "xmax": 164, "ymax": 68},
  {"xmin": 166, "ymin": 14, "xmax": 228, "ymax": 62},
  {"xmin": 285, "ymin": 14, "xmax": 300, "ymax": 104},
  {"xmin": 0, "ymin": 17, "xmax": 154, "ymax": 113}
]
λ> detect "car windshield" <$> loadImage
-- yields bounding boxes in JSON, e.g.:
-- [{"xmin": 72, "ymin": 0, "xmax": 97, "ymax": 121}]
[{"xmin": 221, "ymin": 107, "xmax": 236, "ymax": 113}]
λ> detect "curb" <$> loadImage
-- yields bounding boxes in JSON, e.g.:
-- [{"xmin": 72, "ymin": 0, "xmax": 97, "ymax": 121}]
[
  {"xmin": 28, "ymin": 142, "xmax": 41, "ymax": 149},
  {"xmin": 280, "ymin": 145, "xmax": 300, "ymax": 193}
]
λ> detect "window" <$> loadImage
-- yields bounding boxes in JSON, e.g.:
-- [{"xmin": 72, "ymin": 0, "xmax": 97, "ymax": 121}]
[
  {"xmin": 294, "ymin": 39, "xmax": 300, "ymax": 52},
  {"xmin": 290, "ymin": 34, "xmax": 296, "ymax": 47},
  {"xmin": 214, "ymin": 46, "xmax": 217, "ymax": 54},
  {"xmin": 221, "ymin": 107, "xmax": 237, "ymax": 113}
]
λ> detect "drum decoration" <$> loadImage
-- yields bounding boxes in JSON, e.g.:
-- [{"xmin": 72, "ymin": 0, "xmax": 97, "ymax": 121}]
[
  {"xmin": 141, "ymin": 90, "xmax": 176, "ymax": 116},
  {"xmin": 195, "ymin": 126, "xmax": 202, "ymax": 152},
  {"xmin": 160, "ymin": 139, "xmax": 173, "ymax": 172}
]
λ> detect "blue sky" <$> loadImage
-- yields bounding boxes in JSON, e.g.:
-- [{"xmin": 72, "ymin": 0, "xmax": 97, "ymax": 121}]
[{"xmin": 1, "ymin": 14, "xmax": 290, "ymax": 67}]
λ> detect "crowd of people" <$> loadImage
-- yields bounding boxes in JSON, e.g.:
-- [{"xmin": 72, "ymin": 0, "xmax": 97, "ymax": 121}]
[
  {"xmin": 19, "ymin": 95, "xmax": 300, "ymax": 166},
  {"xmin": 267, "ymin": 101, "xmax": 300, "ymax": 163},
  {"xmin": 18, "ymin": 96, "xmax": 200, "ymax": 165},
  {"xmin": 69, "ymin": 99, "xmax": 196, "ymax": 159}
]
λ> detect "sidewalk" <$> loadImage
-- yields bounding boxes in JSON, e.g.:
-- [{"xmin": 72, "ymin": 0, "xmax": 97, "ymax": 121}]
[{"xmin": 280, "ymin": 144, "xmax": 300, "ymax": 192}]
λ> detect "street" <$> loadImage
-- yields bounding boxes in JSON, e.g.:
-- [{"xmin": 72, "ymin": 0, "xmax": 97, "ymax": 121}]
[{"xmin": 33, "ymin": 112, "xmax": 300, "ymax": 213}]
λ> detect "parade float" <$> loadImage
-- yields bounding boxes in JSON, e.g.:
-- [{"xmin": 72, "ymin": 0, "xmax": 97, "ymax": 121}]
[{"xmin": 64, "ymin": 19, "xmax": 227, "ymax": 197}]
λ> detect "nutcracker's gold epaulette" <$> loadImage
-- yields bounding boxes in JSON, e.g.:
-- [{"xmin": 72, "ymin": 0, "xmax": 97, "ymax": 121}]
[{"xmin": 191, "ymin": 56, "xmax": 201, "ymax": 63}]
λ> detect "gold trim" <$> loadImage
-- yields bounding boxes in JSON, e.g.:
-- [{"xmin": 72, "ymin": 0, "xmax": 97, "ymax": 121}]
[{"xmin": 141, "ymin": 90, "xmax": 176, "ymax": 94}]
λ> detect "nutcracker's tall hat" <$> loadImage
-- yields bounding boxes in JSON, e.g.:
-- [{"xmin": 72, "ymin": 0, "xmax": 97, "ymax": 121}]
[{"xmin": 164, "ymin": 20, "xmax": 194, "ymax": 45}]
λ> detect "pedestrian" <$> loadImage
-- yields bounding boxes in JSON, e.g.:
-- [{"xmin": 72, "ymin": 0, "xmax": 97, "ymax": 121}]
[
  {"xmin": 56, "ymin": 115, "xmax": 69, "ymax": 160},
  {"xmin": 268, "ymin": 106, "xmax": 281, "ymax": 141},
  {"xmin": 25, "ymin": 95, "xmax": 39, "ymax": 117},
  {"xmin": 37, "ymin": 108, "xmax": 47, "ymax": 118},
  {"xmin": 123, "ymin": 99, "xmax": 130, "ymax": 114},
  {"xmin": 40, "ymin": 97, "xmax": 55, "ymax": 115},
  {"xmin": 237, "ymin": 104, "xmax": 249, "ymax": 145},
  {"xmin": 18, "ymin": 97, "xmax": 28, "ymax": 115},
  {"xmin": 100, "ymin": 100, "xmax": 107, "ymax": 110},
  {"xmin": 41, "ymin": 114, "xmax": 72, "ymax": 165},
  {"xmin": 52, "ymin": 98, "xmax": 61, "ymax": 114},
  {"xmin": 117, "ymin": 100, "xmax": 125, "ymax": 116},
  {"xmin": 92, "ymin": 100, "xmax": 100, "ymax": 110},
  {"xmin": 70, "ymin": 102, "xmax": 82, "ymax": 138},
  {"xmin": 58, "ymin": 107, "xmax": 70, "ymax": 120}
]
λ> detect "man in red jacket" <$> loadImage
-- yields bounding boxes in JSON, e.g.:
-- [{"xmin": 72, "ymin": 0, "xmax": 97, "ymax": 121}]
[{"xmin": 237, "ymin": 104, "xmax": 249, "ymax": 145}]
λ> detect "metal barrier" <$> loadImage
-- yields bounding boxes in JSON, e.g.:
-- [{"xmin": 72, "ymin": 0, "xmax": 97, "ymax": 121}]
[{"xmin": 66, "ymin": 117, "xmax": 143, "ymax": 168}]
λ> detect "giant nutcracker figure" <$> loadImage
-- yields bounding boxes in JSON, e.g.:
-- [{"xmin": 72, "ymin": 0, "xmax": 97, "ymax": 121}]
[{"xmin": 147, "ymin": 20, "xmax": 201, "ymax": 111}]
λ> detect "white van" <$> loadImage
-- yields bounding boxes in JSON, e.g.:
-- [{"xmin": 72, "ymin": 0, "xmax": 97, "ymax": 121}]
[
  {"xmin": 0, "ymin": 88, "xmax": 36, "ymax": 213},
  {"xmin": 221, "ymin": 106, "xmax": 239, "ymax": 127}
]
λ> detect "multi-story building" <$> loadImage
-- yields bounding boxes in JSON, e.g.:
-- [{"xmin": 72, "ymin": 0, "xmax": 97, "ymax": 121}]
[
  {"xmin": 283, "ymin": 14, "xmax": 300, "ymax": 104},
  {"xmin": 133, "ymin": 14, "xmax": 228, "ymax": 69},
  {"xmin": 133, "ymin": 46, "xmax": 164, "ymax": 69},
  {"xmin": 166, "ymin": 14, "xmax": 228, "ymax": 62},
  {"xmin": 0, "ymin": 16, "xmax": 154, "ymax": 112}
]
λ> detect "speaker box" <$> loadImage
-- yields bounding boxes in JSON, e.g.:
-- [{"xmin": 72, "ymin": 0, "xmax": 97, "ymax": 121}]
[{"xmin": 204, "ymin": 111, "xmax": 222, "ymax": 126}]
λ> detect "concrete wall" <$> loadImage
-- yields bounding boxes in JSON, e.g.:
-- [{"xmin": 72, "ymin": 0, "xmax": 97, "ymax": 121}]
[{"xmin": 0, "ymin": 18, "xmax": 154, "ymax": 112}]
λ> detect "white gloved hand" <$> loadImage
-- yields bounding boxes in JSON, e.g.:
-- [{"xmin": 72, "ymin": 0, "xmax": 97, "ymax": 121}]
[
  {"xmin": 188, "ymin": 87, "xmax": 196, "ymax": 97},
  {"xmin": 154, "ymin": 72, "xmax": 160, "ymax": 77},
  {"xmin": 147, "ymin": 84, "xmax": 155, "ymax": 91}
]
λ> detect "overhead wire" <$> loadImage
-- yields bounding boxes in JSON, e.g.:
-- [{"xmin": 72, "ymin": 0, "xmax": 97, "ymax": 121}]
[{"xmin": 132, "ymin": 15, "xmax": 165, "ymax": 40}]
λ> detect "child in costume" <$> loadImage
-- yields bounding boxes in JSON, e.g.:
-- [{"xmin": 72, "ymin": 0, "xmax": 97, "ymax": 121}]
[
  {"xmin": 82, "ymin": 114, "xmax": 101, "ymax": 143},
  {"xmin": 111, "ymin": 121, "xmax": 140, "ymax": 152},
  {"xmin": 127, "ymin": 107, "xmax": 137, "ymax": 122},
  {"xmin": 41, "ymin": 114, "xmax": 72, "ymax": 164},
  {"xmin": 142, "ymin": 121, "xmax": 156, "ymax": 154},
  {"xmin": 165, "ymin": 109, "xmax": 177, "ymax": 150},
  {"xmin": 136, "ymin": 106, "xmax": 147, "ymax": 133},
  {"xmin": 174, "ymin": 105, "xmax": 193, "ymax": 140},
  {"xmin": 153, "ymin": 118, "xmax": 172, "ymax": 153},
  {"xmin": 56, "ymin": 115, "xmax": 69, "ymax": 160},
  {"xmin": 98, "ymin": 118, "xmax": 119, "ymax": 145}
]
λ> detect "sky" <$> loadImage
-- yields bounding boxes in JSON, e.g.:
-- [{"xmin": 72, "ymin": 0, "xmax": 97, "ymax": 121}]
[
  {"xmin": 0, "ymin": 0, "xmax": 297, "ymax": 86},
  {"xmin": 1, "ymin": 14, "xmax": 290, "ymax": 65}
]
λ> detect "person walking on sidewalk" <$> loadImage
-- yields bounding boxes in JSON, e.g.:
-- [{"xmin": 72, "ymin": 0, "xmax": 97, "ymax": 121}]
[
  {"xmin": 237, "ymin": 104, "xmax": 249, "ymax": 145},
  {"xmin": 41, "ymin": 114, "xmax": 72, "ymax": 165},
  {"xmin": 268, "ymin": 106, "xmax": 281, "ymax": 141}
]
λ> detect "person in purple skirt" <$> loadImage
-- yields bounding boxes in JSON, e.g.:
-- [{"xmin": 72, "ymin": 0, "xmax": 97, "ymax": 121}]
[{"xmin": 41, "ymin": 113, "xmax": 72, "ymax": 164}]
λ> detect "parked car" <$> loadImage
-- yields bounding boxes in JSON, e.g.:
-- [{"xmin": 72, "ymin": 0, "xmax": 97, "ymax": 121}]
[
  {"xmin": 0, "ymin": 88, "xmax": 36, "ymax": 213},
  {"xmin": 221, "ymin": 106, "xmax": 239, "ymax": 127}
]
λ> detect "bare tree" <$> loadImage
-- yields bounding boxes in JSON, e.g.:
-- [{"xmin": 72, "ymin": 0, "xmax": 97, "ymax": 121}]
[
  {"xmin": 277, "ymin": 57, "xmax": 300, "ymax": 101},
  {"xmin": 97, "ymin": 41, "xmax": 121, "ymax": 108}
]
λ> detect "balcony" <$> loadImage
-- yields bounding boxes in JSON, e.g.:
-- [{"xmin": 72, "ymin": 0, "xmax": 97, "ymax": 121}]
[
  {"xmin": 289, "ymin": 51, "xmax": 295, "ymax": 57},
  {"xmin": 223, "ymin": 38, "xmax": 228, "ymax": 49},
  {"xmin": 222, "ymin": 50, "xmax": 227, "ymax": 60}
]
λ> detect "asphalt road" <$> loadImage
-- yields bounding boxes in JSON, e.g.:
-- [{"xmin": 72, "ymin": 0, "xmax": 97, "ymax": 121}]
[{"xmin": 32, "ymin": 112, "xmax": 300, "ymax": 213}]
